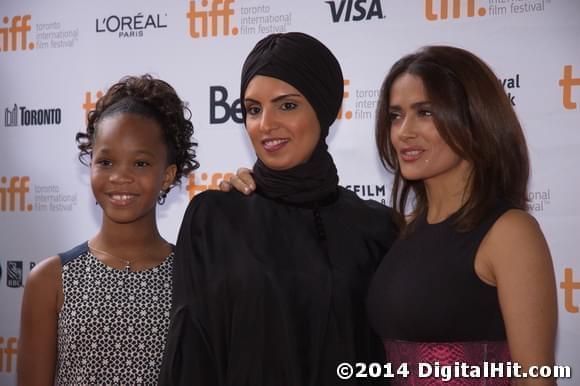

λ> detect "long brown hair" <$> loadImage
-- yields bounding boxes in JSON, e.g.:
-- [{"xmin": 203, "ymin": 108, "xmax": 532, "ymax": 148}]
[{"xmin": 376, "ymin": 46, "xmax": 529, "ymax": 233}]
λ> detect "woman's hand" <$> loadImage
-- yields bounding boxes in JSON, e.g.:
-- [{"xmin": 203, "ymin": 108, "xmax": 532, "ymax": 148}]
[{"xmin": 219, "ymin": 167, "xmax": 256, "ymax": 195}]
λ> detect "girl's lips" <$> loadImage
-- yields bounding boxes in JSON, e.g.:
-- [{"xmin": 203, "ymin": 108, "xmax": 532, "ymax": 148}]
[
  {"xmin": 107, "ymin": 193, "xmax": 137, "ymax": 206},
  {"xmin": 262, "ymin": 138, "xmax": 289, "ymax": 152},
  {"xmin": 399, "ymin": 148, "xmax": 425, "ymax": 162}
]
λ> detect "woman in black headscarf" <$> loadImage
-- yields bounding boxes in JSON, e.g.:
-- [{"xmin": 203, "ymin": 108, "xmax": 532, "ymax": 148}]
[{"xmin": 159, "ymin": 32, "xmax": 398, "ymax": 386}]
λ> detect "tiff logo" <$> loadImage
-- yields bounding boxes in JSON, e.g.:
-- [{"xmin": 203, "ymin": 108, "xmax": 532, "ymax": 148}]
[
  {"xmin": 82, "ymin": 90, "xmax": 104, "ymax": 123},
  {"xmin": 559, "ymin": 65, "xmax": 580, "ymax": 110},
  {"xmin": 187, "ymin": 172, "xmax": 233, "ymax": 198},
  {"xmin": 187, "ymin": 0, "xmax": 238, "ymax": 39},
  {"xmin": 337, "ymin": 79, "xmax": 352, "ymax": 120},
  {"xmin": 325, "ymin": 0, "xmax": 385, "ymax": 22},
  {"xmin": 4, "ymin": 104, "xmax": 17, "ymax": 126},
  {"xmin": 561, "ymin": 268, "xmax": 580, "ymax": 313},
  {"xmin": 0, "ymin": 337, "xmax": 17, "ymax": 373},
  {"xmin": 0, "ymin": 176, "xmax": 32, "ymax": 212},
  {"xmin": 425, "ymin": 0, "xmax": 486, "ymax": 21},
  {"xmin": 0, "ymin": 15, "xmax": 34, "ymax": 52}
]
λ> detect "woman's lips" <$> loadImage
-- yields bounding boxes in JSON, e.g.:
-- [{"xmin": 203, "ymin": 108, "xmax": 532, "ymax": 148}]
[
  {"xmin": 399, "ymin": 148, "xmax": 425, "ymax": 162},
  {"xmin": 262, "ymin": 138, "xmax": 289, "ymax": 152}
]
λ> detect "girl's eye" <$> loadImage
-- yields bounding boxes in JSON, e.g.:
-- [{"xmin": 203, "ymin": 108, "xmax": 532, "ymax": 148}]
[
  {"xmin": 246, "ymin": 106, "xmax": 261, "ymax": 115},
  {"xmin": 418, "ymin": 109, "xmax": 433, "ymax": 117},
  {"xmin": 135, "ymin": 160, "xmax": 150, "ymax": 167},
  {"xmin": 281, "ymin": 102, "xmax": 297, "ymax": 111},
  {"xmin": 95, "ymin": 159, "xmax": 112, "ymax": 167}
]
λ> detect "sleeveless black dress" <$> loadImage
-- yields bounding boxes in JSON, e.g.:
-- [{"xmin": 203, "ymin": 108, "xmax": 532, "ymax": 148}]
[{"xmin": 367, "ymin": 202, "xmax": 513, "ymax": 385}]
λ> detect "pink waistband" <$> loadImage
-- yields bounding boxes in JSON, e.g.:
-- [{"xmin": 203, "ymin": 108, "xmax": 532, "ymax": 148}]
[{"xmin": 383, "ymin": 340, "xmax": 511, "ymax": 385}]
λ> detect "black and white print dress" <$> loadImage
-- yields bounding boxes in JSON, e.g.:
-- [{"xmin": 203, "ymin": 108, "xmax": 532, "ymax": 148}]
[{"xmin": 56, "ymin": 241, "xmax": 173, "ymax": 385}]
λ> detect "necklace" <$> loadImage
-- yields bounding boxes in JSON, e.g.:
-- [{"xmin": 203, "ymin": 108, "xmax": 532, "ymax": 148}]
[{"xmin": 88, "ymin": 243, "xmax": 143, "ymax": 272}]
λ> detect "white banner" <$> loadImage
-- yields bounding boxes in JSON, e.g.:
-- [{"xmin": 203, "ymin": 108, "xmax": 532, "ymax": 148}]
[{"xmin": 1, "ymin": 0, "xmax": 579, "ymax": 384}]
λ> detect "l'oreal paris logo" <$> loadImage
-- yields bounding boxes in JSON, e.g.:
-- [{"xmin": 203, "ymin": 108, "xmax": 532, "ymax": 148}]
[{"xmin": 96, "ymin": 13, "xmax": 167, "ymax": 38}]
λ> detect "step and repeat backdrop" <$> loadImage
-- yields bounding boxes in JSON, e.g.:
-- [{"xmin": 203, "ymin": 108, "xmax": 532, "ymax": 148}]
[{"xmin": 1, "ymin": 0, "xmax": 579, "ymax": 384}]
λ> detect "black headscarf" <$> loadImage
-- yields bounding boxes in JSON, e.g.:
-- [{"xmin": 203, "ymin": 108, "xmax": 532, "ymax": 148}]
[{"xmin": 240, "ymin": 32, "xmax": 343, "ymax": 205}]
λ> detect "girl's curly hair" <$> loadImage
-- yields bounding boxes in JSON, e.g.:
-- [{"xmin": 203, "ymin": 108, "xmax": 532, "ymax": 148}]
[{"xmin": 76, "ymin": 74, "xmax": 199, "ymax": 196}]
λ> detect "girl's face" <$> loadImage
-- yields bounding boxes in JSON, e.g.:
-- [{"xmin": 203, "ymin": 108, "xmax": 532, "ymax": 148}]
[
  {"xmin": 244, "ymin": 75, "xmax": 321, "ymax": 171},
  {"xmin": 388, "ymin": 73, "xmax": 470, "ymax": 187},
  {"xmin": 91, "ymin": 113, "xmax": 176, "ymax": 226}
]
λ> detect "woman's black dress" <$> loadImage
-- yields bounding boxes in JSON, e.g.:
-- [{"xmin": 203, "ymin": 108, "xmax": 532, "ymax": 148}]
[{"xmin": 160, "ymin": 187, "xmax": 397, "ymax": 386}]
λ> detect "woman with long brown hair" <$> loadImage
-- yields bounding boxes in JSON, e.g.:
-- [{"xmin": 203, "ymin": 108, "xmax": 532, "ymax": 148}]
[{"xmin": 367, "ymin": 45, "xmax": 557, "ymax": 385}]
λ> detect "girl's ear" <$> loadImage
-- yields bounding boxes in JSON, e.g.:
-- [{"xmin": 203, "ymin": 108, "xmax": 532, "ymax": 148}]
[{"xmin": 162, "ymin": 164, "xmax": 178, "ymax": 191}]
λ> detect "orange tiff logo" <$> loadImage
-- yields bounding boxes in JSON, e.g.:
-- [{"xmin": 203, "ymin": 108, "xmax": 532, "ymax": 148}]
[
  {"xmin": 424, "ymin": 0, "xmax": 486, "ymax": 21},
  {"xmin": 0, "ymin": 176, "xmax": 32, "ymax": 212},
  {"xmin": 82, "ymin": 90, "xmax": 104, "ymax": 123},
  {"xmin": 187, "ymin": 0, "xmax": 238, "ymax": 38},
  {"xmin": 337, "ymin": 79, "xmax": 352, "ymax": 120},
  {"xmin": 0, "ymin": 337, "xmax": 17, "ymax": 373},
  {"xmin": 561, "ymin": 268, "xmax": 580, "ymax": 313},
  {"xmin": 559, "ymin": 65, "xmax": 580, "ymax": 110},
  {"xmin": 187, "ymin": 172, "xmax": 234, "ymax": 199},
  {"xmin": 0, "ymin": 15, "xmax": 34, "ymax": 52}
]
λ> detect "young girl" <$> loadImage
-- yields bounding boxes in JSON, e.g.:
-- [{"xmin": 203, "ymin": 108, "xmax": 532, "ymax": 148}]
[{"xmin": 18, "ymin": 74, "xmax": 198, "ymax": 385}]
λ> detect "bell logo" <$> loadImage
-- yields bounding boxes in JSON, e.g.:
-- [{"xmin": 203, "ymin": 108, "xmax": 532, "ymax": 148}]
[
  {"xmin": 0, "ymin": 176, "xmax": 32, "ymax": 212},
  {"xmin": 209, "ymin": 86, "xmax": 243, "ymax": 124},
  {"xmin": 337, "ymin": 79, "xmax": 352, "ymax": 120},
  {"xmin": 561, "ymin": 268, "xmax": 580, "ymax": 313},
  {"xmin": 187, "ymin": 0, "xmax": 238, "ymax": 39},
  {"xmin": 0, "ymin": 15, "xmax": 34, "ymax": 52},
  {"xmin": 425, "ymin": 0, "xmax": 486, "ymax": 21},
  {"xmin": 0, "ymin": 337, "xmax": 17, "ymax": 373},
  {"xmin": 82, "ymin": 90, "xmax": 104, "ymax": 123},
  {"xmin": 187, "ymin": 172, "xmax": 234, "ymax": 199},
  {"xmin": 325, "ymin": 0, "xmax": 385, "ymax": 23},
  {"xmin": 559, "ymin": 65, "xmax": 580, "ymax": 110}
]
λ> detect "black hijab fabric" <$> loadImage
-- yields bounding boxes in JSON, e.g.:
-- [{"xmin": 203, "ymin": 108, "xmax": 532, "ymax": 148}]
[
  {"xmin": 252, "ymin": 141, "xmax": 338, "ymax": 205},
  {"xmin": 240, "ymin": 32, "xmax": 344, "ymax": 135},
  {"xmin": 241, "ymin": 32, "xmax": 343, "ymax": 204}
]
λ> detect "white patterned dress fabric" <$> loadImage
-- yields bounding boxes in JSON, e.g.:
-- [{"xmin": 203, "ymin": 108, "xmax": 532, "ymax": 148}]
[{"xmin": 56, "ymin": 249, "xmax": 173, "ymax": 385}]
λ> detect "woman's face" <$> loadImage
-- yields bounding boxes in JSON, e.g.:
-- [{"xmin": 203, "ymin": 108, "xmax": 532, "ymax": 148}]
[
  {"xmin": 244, "ymin": 75, "xmax": 321, "ymax": 171},
  {"xmin": 388, "ymin": 73, "xmax": 469, "ymax": 187}
]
